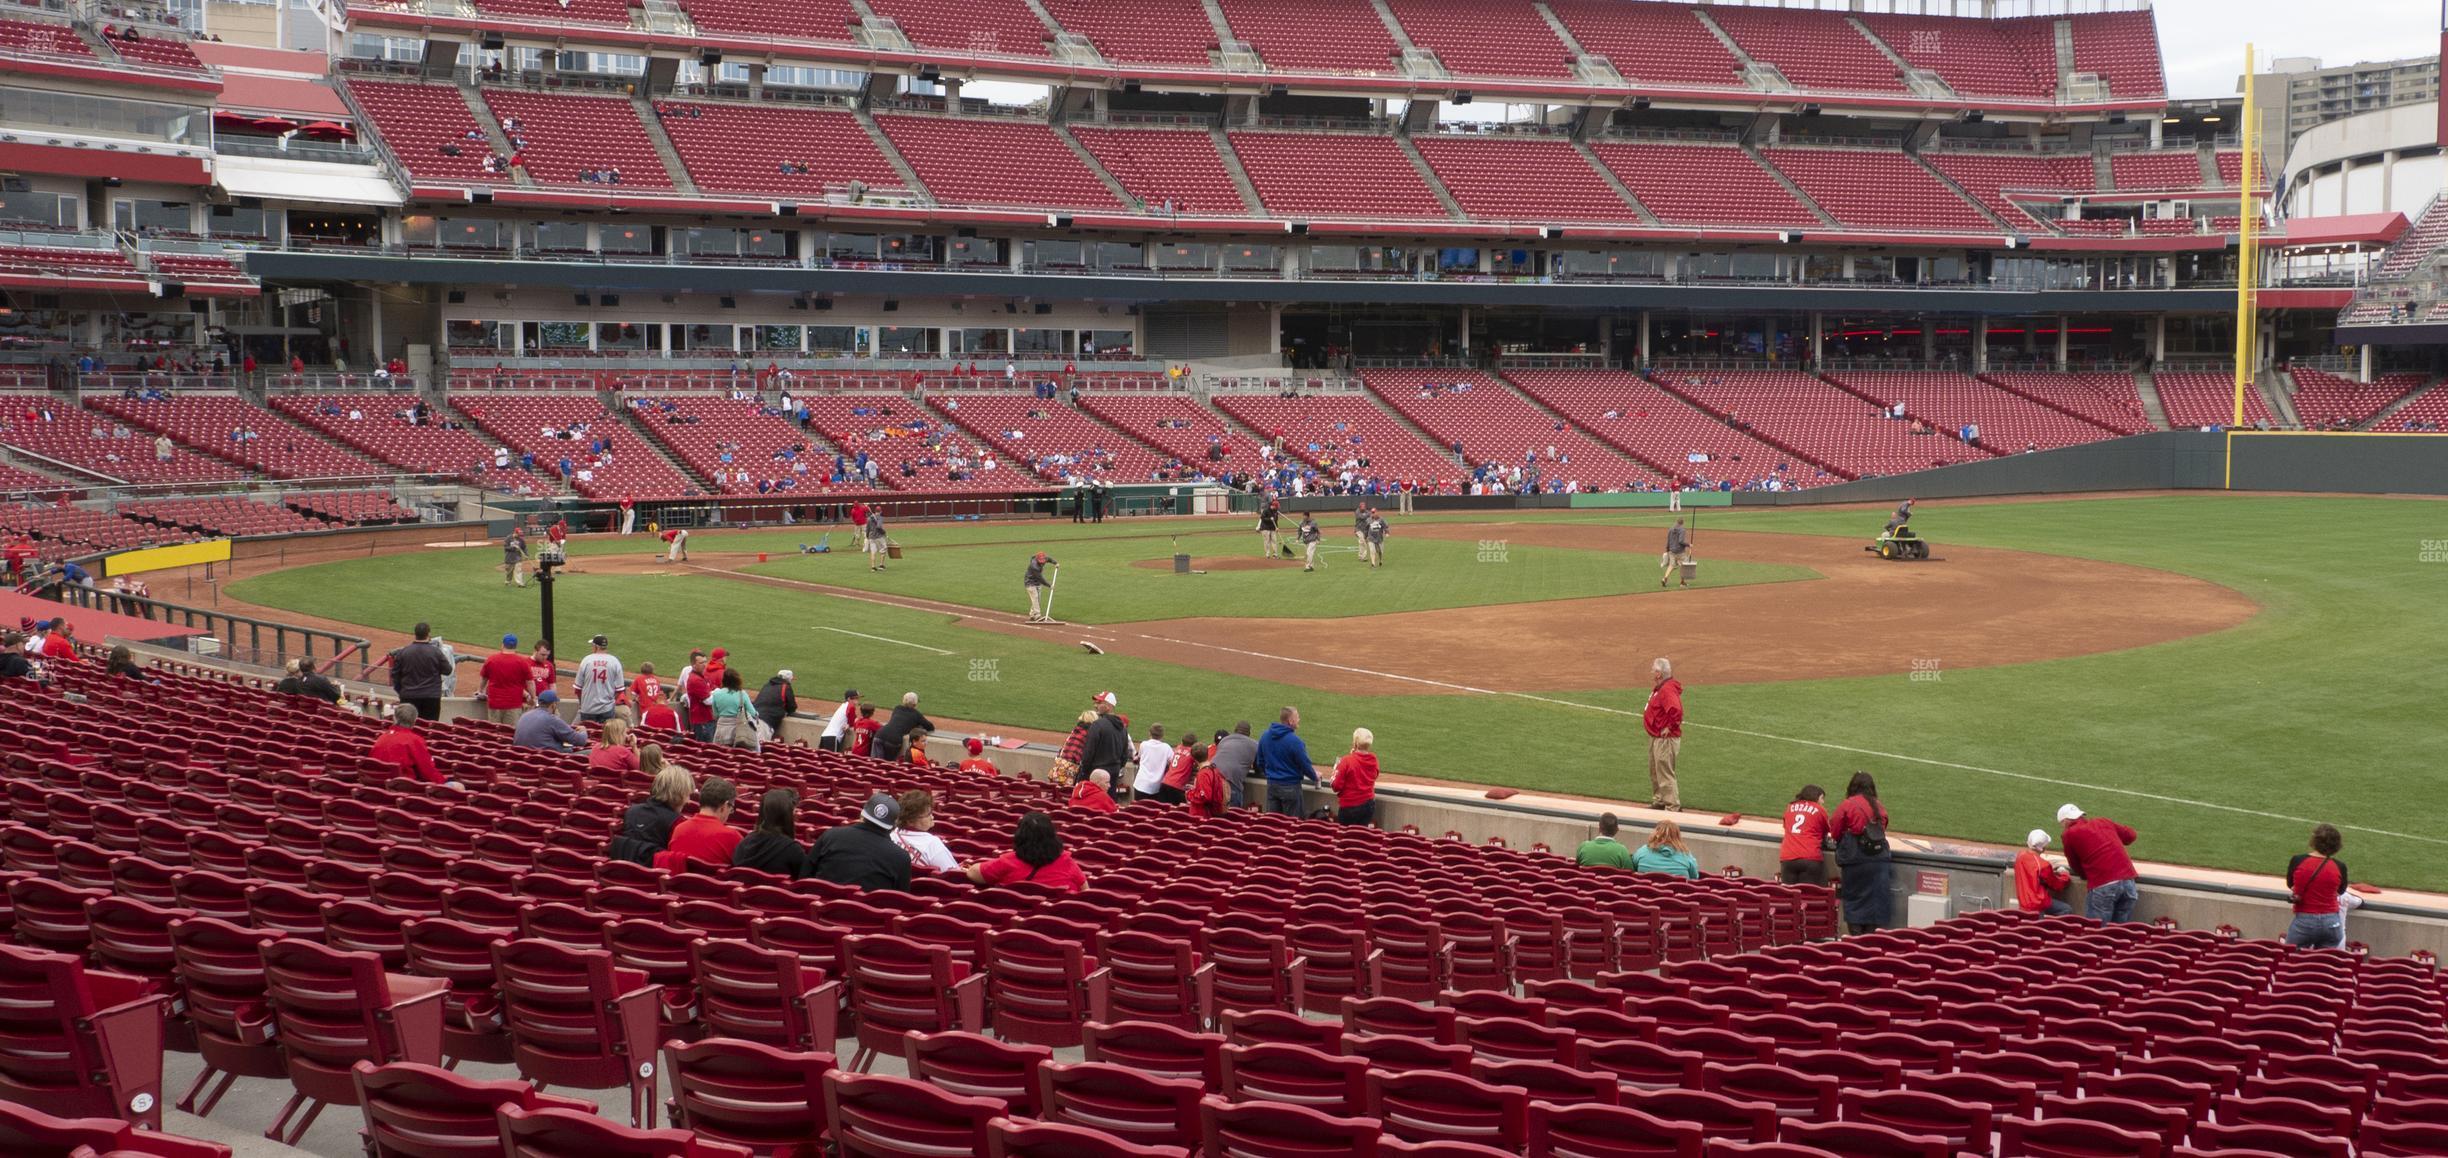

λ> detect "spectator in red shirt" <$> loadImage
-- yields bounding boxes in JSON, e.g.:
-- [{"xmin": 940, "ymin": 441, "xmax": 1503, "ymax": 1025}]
[
  {"xmin": 2284, "ymin": 823, "xmax": 2349, "ymax": 949},
  {"xmin": 1185, "ymin": 753, "xmax": 1229, "ymax": 819},
  {"xmin": 1830, "ymin": 772, "xmax": 1892, "ymax": 934},
  {"xmin": 1778, "ymin": 784, "xmax": 1829, "ymax": 885},
  {"xmin": 1159, "ymin": 737, "xmax": 1203, "ymax": 804},
  {"xmin": 369, "ymin": 702, "xmax": 447, "ymax": 786},
  {"xmin": 2014, "ymin": 829, "xmax": 2073, "ymax": 915},
  {"xmin": 1644, "ymin": 657, "xmax": 1683, "ymax": 812},
  {"xmin": 966, "ymin": 812, "xmax": 1087, "ymax": 894},
  {"xmin": 528, "ymin": 642, "xmax": 557, "ymax": 699},
  {"xmin": 1329, "ymin": 727, "xmax": 1380, "ymax": 827},
  {"xmin": 658, "ymin": 776, "xmax": 742, "ymax": 872},
  {"xmin": 848, "ymin": 704, "xmax": 880, "ymax": 757},
  {"xmin": 682, "ymin": 662, "xmax": 717, "ymax": 743},
  {"xmin": 590, "ymin": 717, "xmax": 641, "ymax": 775},
  {"xmin": 629, "ymin": 662, "xmax": 664, "ymax": 719},
  {"xmin": 1069, "ymin": 769, "xmax": 1118, "ymax": 813},
  {"xmin": 41, "ymin": 620, "xmax": 77, "ymax": 662},
  {"xmin": 956, "ymin": 737, "xmax": 1000, "ymax": 777},
  {"xmin": 478, "ymin": 634, "xmax": 533, "ymax": 725},
  {"xmin": 2057, "ymin": 803, "xmax": 2140, "ymax": 923}
]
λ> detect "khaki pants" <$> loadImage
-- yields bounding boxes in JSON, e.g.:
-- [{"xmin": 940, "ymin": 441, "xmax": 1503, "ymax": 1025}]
[
  {"xmin": 1027, "ymin": 584, "xmax": 1045, "ymax": 618},
  {"xmin": 1364, "ymin": 540, "xmax": 1383, "ymax": 566},
  {"xmin": 1262, "ymin": 529, "xmax": 1277, "ymax": 557},
  {"xmin": 1661, "ymin": 551, "xmax": 1690, "ymax": 585},
  {"xmin": 1303, "ymin": 541, "xmax": 1317, "ymax": 569},
  {"xmin": 1648, "ymin": 735, "xmax": 1681, "ymax": 808},
  {"xmin": 488, "ymin": 706, "xmax": 521, "ymax": 726}
]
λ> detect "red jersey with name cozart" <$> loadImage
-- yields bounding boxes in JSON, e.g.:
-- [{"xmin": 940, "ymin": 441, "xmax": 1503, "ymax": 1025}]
[{"xmin": 1779, "ymin": 800, "xmax": 1829, "ymax": 861}]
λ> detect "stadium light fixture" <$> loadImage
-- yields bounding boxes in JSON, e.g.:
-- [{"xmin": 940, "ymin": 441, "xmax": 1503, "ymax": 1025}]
[{"xmin": 1453, "ymin": 91, "xmax": 1474, "ymax": 105}]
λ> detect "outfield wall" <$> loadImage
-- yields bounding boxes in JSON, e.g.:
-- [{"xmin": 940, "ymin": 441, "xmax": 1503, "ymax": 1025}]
[
  {"xmin": 2223, "ymin": 431, "xmax": 2448, "ymax": 493},
  {"xmin": 1735, "ymin": 429, "xmax": 2448, "ymax": 506}
]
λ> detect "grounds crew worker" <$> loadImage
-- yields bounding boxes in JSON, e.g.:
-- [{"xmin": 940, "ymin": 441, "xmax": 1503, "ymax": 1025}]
[
  {"xmin": 1887, "ymin": 498, "xmax": 1916, "ymax": 533},
  {"xmin": 1024, "ymin": 552, "xmax": 1058, "ymax": 622},
  {"xmin": 1353, "ymin": 503, "xmax": 1372, "ymax": 553},
  {"xmin": 1297, "ymin": 513, "xmax": 1322, "ymax": 572},
  {"xmin": 1661, "ymin": 518, "xmax": 1691, "ymax": 588},
  {"xmin": 1364, "ymin": 509, "xmax": 1388, "ymax": 568},
  {"xmin": 1258, "ymin": 499, "xmax": 1282, "ymax": 558}
]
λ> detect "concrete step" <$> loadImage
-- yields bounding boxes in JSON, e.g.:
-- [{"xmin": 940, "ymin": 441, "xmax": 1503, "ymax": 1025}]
[
  {"xmin": 1571, "ymin": 139, "xmax": 1659, "ymax": 225},
  {"xmin": 852, "ymin": 108, "xmax": 935, "ymax": 203},
  {"xmin": 1743, "ymin": 143, "xmax": 1839, "ymax": 228},
  {"xmin": 630, "ymin": 93, "xmax": 701, "ymax": 196},
  {"xmin": 1395, "ymin": 136, "xmax": 1470, "ymax": 222},
  {"xmin": 2133, "ymin": 369, "xmax": 2171, "ymax": 430},
  {"xmin": 459, "ymin": 85, "xmax": 533, "ymax": 188},
  {"xmin": 1051, "ymin": 123, "xmax": 1139, "ymax": 210},
  {"xmin": 1209, "ymin": 128, "xmax": 1267, "ymax": 215}
]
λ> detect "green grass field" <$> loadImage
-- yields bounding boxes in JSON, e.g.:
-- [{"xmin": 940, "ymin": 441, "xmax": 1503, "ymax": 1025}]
[{"xmin": 231, "ymin": 495, "xmax": 2448, "ymax": 890}]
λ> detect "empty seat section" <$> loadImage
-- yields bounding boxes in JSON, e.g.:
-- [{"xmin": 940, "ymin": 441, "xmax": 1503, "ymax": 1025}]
[
  {"xmin": 938, "ymin": 394, "xmax": 1170, "ymax": 482},
  {"xmin": 1210, "ymin": 393, "xmax": 1457, "ymax": 485},
  {"xmin": 2068, "ymin": 9, "xmax": 2166, "ymax": 97},
  {"xmin": 2108, "ymin": 151, "xmax": 2209, "ymax": 192},
  {"xmin": 1826, "ymin": 373, "xmax": 2122, "ymax": 452},
  {"xmin": 1068, "ymin": 127, "xmax": 1249, "ymax": 215},
  {"xmin": 1412, "ymin": 137, "xmax": 1637, "ymax": 223},
  {"xmin": 629, "ymin": 394, "xmax": 859, "ymax": 496},
  {"xmin": 468, "ymin": 0, "xmax": 632, "ymax": 21},
  {"xmin": 1228, "ymin": 133, "xmax": 1449, "ymax": 219},
  {"xmin": 346, "ymin": 80, "xmax": 504, "ymax": 183},
  {"xmin": 2153, "ymin": 372, "xmax": 2276, "ymax": 429},
  {"xmin": 0, "ymin": 504, "xmax": 186, "ymax": 558},
  {"xmin": 876, "ymin": 116, "xmax": 1122, "ymax": 210},
  {"xmin": 146, "ymin": 253, "xmax": 256, "ymax": 289},
  {"xmin": 482, "ymin": 90, "xmax": 675, "ymax": 189},
  {"xmin": 0, "ymin": 17, "xmax": 94, "ymax": 58},
  {"xmin": 2216, "ymin": 149, "xmax": 2266, "ymax": 189},
  {"xmin": 1544, "ymin": 0, "xmax": 1739, "ymax": 87},
  {"xmin": 2383, "ymin": 383, "xmax": 2448, "ymax": 429},
  {"xmin": 285, "ymin": 490, "xmax": 421, "ymax": 524},
  {"xmin": 1215, "ymin": 0, "xmax": 1398, "ymax": 73},
  {"xmin": 672, "ymin": 0, "xmax": 861, "ymax": 39},
  {"xmin": 866, "ymin": 0, "xmax": 1052, "ymax": 55},
  {"xmin": 450, "ymin": 395, "xmax": 700, "ymax": 498},
  {"xmin": 1922, "ymin": 153, "xmax": 2096, "ymax": 231},
  {"xmin": 1660, "ymin": 371, "xmax": 1993, "ymax": 477},
  {"xmin": 1040, "ymin": 0, "xmax": 1215, "ymax": 64},
  {"xmin": 1979, "ymin": 373, "xmax": 2152, "ymax": 436},
  {"xmin": 1703, "ymin": 5, "xmax": 1903, "ymax": 94},
  {"xmin": 100, "ymin": 28, "xmax": 209, "ymax": 70},
  {"xmin": 2376, "ymin": 197, "xmax": 2448, "ymax": 280},
  {"xmin": 0, "ymin": 396, "xmax": 245, "ymax": 485},
  {"xmin": 87, "ymin": 395, "xmax": 388, "ymax": 480},
  {"xmin": 1854, "ymin": 13, "xmax": 2057, "ymax": 99},
  {"xmin": 2289, "ymin": 370, "xmax": 2428, "ymax": 427},
  {"xmin": 1763, "ymin": 148, "xmax": 1994, "ymax": 232},
  {"xmin": 270, "ymin": 394, "xmax": 543, "ymax": 490},
  {"xmin": 654, "ymin": 101, "xmax": 906, "ymax": 197},
  {"xmin": 800, "ymin": 394, "xmax": 1009, "ymax": 490},
  {"xmin": 120, "ymin": 497, "xmax": 331, "ymax": 537},
  {"xmin": 1079, "ymin": 394, "xmax": 1255, "ymax": 469},
  {"xmin": 0, "ymin": 244, "xmax": 146, "ymax": 291},
  {"xmin": 1363, "ymin": 371, "xmax": 1666, "ymax": 490},
  {"xmin": 1587, "ymin": 143, "xmax": 1813, "ymax": 228},
  {"xmin": 1385, "ymin": 0, "xmax": 1573, "ymax": 78},
  {"xmin": 1509, "ymin": 369, "xmax": 1835, "ymax": 487}
]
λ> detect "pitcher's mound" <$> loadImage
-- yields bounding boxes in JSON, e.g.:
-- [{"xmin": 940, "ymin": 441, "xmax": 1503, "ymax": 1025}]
[{"xmin": 1128, "ymin": 556, "xmax": 1286, "ymax": 573}]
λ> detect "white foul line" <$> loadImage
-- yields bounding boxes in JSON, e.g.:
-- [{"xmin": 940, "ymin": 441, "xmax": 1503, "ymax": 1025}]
[{"xmin": 812, "ymin": 626, "xmax": 955, "ymax": 655}]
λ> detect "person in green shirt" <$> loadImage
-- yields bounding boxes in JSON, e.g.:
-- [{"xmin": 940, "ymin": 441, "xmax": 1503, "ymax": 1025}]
[
  {"xmin": 1574, "ymin": 812, "xmax": 1636, "ymax": 869},
  {"xmin": 708, "ymin": 668, "xmax": 762, "ymax": 751},
  {"xmin": 1630, "ymin": 818, "xmax": 1703, "ymax": 879}
]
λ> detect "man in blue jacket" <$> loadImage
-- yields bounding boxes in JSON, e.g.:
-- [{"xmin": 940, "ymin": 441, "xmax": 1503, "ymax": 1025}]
[{"xmin": 1256, "ymin": 705, "xmax": 1317, "ymax": 816}]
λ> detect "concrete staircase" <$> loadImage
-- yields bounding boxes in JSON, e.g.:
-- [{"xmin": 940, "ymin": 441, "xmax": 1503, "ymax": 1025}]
[
  {"xmin": 1573, "ymin": 140, "xmax": 1661, "ymax": 225},
  {"xmin": 630, "ymin": 94, "xmax": 701, "ymax": 196},
  {"xmin": 1912, "ymin": 152, "xmax": 2014, "ymax": 232},
  {"xmin": 1395, "ymin": 137, "xmax": 1470, "ymax": 221},
  {"xmin": 459, "ymin": 87, "xmax": 533, "ymax": 187},
  {"xmin": 1692, "ymin": 8, "xmax": 1786, "ymax": 90},
  {"xmin": 613, "ymin": 399, "xmax": 721, "ymax": 491},
  {"xmin": 1743, "ymin": 143, "xmax": 1840, "ymax": 227},
  {"xmin": 852, "ymin": 109, "xmax": 934, "ymax": 202},
  {"xmin": 2133, "ymin": 369, "xmax": 2171, "ymax": 430},
  {"xmin": 1488, "ymin": 371, "xmax": 1678, "ymax": 479},
  {"xmin": 1209, "ymin": 129, "xmax": 1267, "ymax": 215},
  {"xmin": 1051, "ymin": 124, "xmax": 1139, "ymax": 210},
  {"xmin": 2262, "ymin": 368, "xmax": 2302, "ymax": 429},
  {"xmin": 452, "ymin": 403, "xmax": 573, "ymax": 495}
]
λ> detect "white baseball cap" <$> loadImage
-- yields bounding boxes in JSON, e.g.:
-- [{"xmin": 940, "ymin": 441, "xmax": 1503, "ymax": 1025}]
[
  {"xmin": 1093, "ymin": 691, "xmax": 1118, "ymax": 708},
  {"xmin": 2027, "ymin": 829, "xmax": 2051, "ymax": 850},
  {"xmin": 2055, "ymin": 803, "xmax": 2084, "ymax": 824}
]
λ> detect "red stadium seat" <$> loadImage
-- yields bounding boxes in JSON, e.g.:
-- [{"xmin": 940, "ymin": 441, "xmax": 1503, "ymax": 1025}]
[
  {"xmin": 822, "ymin": 1069, "xmax": 1004, "ymax": 1158},
  {"xmin": 0, "ymin": 943, "xmax": 169, "ymax": 1130},
  {"xmin": 1526, "ymin": 1101, "xmax": 1706, "ymax": 1158},
  {"xmin": 984, "ymin": 1115, "xmax": 1190, "ymax": 1158},
  {"xmin": 489, "ymin": 938, "xmax": 663, "ymax": 1127},
  {"xmin": 493, "ymin": 1104, "xmax": 748, "ymax": 1158},
  {"xmin": 1198, "ymin": 1094, "xmax": 1383, "ymax": 1158},
  {"xmin": 659, "ymin": 1037, "xmax": 834, "ymax": 1157},
  {"xmin": 352, "ymin": 1060, "xmax": 599, "ymax": 1158},
  {"xmin": 258, "ymin": 939, "xmax": 448, "ymax": 1144},
  {"xmin": 1034, "ymin": 1059, "xmax": 1205, "ymax": 1151}
]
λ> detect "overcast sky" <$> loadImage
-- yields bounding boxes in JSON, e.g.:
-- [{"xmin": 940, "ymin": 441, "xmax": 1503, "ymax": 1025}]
[{"xmin": 2157, "ymin": 0, "xmax": 2437, "ymax": 97}]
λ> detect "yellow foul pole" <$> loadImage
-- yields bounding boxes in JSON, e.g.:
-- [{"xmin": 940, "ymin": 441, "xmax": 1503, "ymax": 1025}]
[{"xmin": 2233, "ymin": 44, "xmax": 2260, "ymax": 428}]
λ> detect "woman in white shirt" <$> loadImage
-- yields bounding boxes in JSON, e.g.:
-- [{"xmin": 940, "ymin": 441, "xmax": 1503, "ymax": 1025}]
[
  {"xmin": 1132, "ymin": 724, "xmax": 1174, "ymax": 802},
  {"xmin": 892, "ymin": 789, "xmax": 959, "ymax": 874}
]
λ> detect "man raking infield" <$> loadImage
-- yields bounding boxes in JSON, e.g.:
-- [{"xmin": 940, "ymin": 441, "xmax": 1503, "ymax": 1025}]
[
  {"xmin": 1661, "ymin": 518, "xmax": 1691, "ymax": 588},
  {"xmin": 1257, "ymin": 499, "xmax": 1282, "ymax": 559},
  {"xmin": 1298, "ymin": 512, "xmax": 1322, "ymax": 572},
  {"xmin": 1024, "ymin": 551, "xmax": 1059, "ymax": 623}
]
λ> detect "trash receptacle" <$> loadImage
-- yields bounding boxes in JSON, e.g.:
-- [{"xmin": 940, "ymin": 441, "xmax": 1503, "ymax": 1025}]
[
  {"xmin": 1174, "ymin": 553, "xmax": 1191, "ymax": 574},
  {"xmin": 1680, "ymin": 559, "xmax": 1699, "ymax": 584}
]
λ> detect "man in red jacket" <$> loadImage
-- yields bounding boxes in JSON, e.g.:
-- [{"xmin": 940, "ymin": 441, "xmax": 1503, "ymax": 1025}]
[
  {"xmin": 1644, "ymin": 656, "xmax": 1684, "ymax": 812},
  {"xmin": 478, "ymin": 633, "xmax": 534, "ymax": 724},
  {"xmin": 658, "ymin": 776, "xmax": 741, "ymax": 870},
  {"xmin": 2014, "ymin": 829, "xmax": 2073, "ymax": 915},
  {"xmin": 2058, "ymin": 803, "xmax": 2140, "ymax": 923},
  {"xmin": 369, "ymin": 702, "xmax": 447, "ymax": 786},
  {"xmin": 1069, "ymin": 769, "xmax": 1118, "ymax": 813}
]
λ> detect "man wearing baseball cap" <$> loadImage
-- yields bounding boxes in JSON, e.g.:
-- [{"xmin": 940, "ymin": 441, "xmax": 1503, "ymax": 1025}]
[
  {"xmin": 957, "ymin": 737, "xmax": 1000, "ymax": 777},
  {"xmin": 807, "ymin": 791, "xmax": 912, "ymax": 892},
  {"xmin": 1023, "ymin": 552, "xmax": 1057, "ymax": 623},
  {"xmin": 573, "ymin": 634, "xmax": 625, "ymax": 726},
  {"xmin": 513, "ymin": 689, "xmax": 587, "ymax": 752},
  {"xmin": 479, "ymin": 633, "xmax": 534, "ymax": 725},
  {"xmin": 1081, "ymin": 691, "xmax": 1132, "ymax": 788},
  {"xmin": 2057, "ymin": 803, "xmax": 2141, "ymax": 923}
]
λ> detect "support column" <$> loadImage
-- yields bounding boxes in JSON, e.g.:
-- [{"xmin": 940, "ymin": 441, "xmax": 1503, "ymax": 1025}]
[
  {"xmin": 369, "ymin": 291, "xmax": 386, "ymax": 362},
  {"xmin": 1637, "ymin": 310, "xmax": 1651, "ymax": 366},
  {"xmin": 1762, "ymin": 316, "xmax": 1778, "ymax": 364},
  {"xmin": 1458, "ymin": 307, "xmax": 1471, "ymax": 358},
  {"xmin": 2360, "ymin": 341, "xmax": 2374, "ymax": 384},
  {"xmin": 2055, "ymin": 315, "xmax": 2069, "ymax": 371},
  {"xmin": 2150, "ymin": 314, "xmax": 2167, "ymax": 365},
  {"xmin": 1809, "ymin": 311, "xmax": 1824, "ymax": 365},
  {"xmin": 1972, "ymin": 319, "xmax": 1989, "ymax": 374},
  {"xmin": 1920, "ymin": 319, "xmax": 1935, "ymax": 367}
]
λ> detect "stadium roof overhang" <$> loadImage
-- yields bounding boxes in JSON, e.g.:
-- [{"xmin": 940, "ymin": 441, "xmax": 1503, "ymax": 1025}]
[
  {"xmin": 0, "ymin": 137, "xmax": 211, "ymax": 186},
  {"xmin": 2256, "ymin": 212, "xmax": 2408, "ymax": 251},
  {"xmin": 244, "ymin": 249, "xmax": 2237, "ymax": 314},
  {"xmin": 344, "ymin": 10, "xmax": 2165, "ymax": 121}
]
